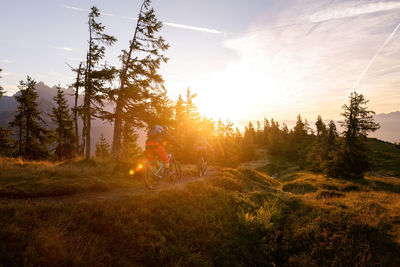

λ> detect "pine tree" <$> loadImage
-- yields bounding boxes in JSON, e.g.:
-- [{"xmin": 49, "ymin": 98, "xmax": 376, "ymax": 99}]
[
  {"xmin": 307, "ymin": 116, "xmax": 332, "ymax": 172},
  {"xmin": 241, "ymin": 125, "xmax": 256, "ymax": 161},
  {"xmin": 82, "ymin": 6, "xmax": 117, "ymax": 160},
  {"xmin": 335, "ymin": 91, "xmax": 380, "ymax": 179},
  {"xmin": 95, "ymin": 133, "xmax": 110, "ymax": 160},
  {"xmin": 0, "ymin": 68, "xmax": 5, "ymax": 97},
  {"xmin": 110, "ymin": 0, "xmax": 169, "ymax": 159},
  {"xmin": 49, "ymin": 86, "xmax": 76, "ymax": 160},
  {"xmin": 174, "ymin": 94, "xmax": 185, "ymax": 141},
  {"xmin": 9, "ymin": 76, "xmax": 49, "ymax": 159},
  {"xmin": 121, "ymin": 122, "xmax": 142, "ymax": 161},
  {"xmin": 315, "ymin": 115, "xmax": 326, "ymax": 137},
  {"xmin": 0, "ymin": 69, "xmax": 11, "ymax": 155},
  {"xmin": 293, "ymin": 114, "xmax": 307, "ymax": 141}
]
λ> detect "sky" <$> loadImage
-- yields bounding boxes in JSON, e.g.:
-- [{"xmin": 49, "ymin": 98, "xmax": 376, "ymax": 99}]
[{"xmin": 1, "ymin": 0, "xmax": 400, "ymax": 123}]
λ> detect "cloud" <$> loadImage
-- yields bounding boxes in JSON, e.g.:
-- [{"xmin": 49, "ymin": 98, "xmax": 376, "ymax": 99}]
[
  {"xmin": 310, "ymin": 1, "xmax": 400, "ymax": 22},
  {"xmin": 51, "ymin": 46, "xmax": 74, "ymax": 52},
  {"xmin": 101, "ymin": 12, "xmax": 115, "ymax": 17},
  {"xmin": 122, "ymin": 16, "xmax": 224, "ymax": 35},
  {"xmin": 122, "ymin": 16, "xmax": 137, "ymax": 21},
  {"xmin": 60, "ymin": 5, "xmax": 86, "ymax": 12},
  {"xmin": 1, "ymin": 71, "xmax": 11, "ymax": 76},
  {"xmin": 163, "ymin": 22, "xmax": 224, "ymax": 35},
  {"xmin": 0, "ymin": 59, "xmax": 12, "ymax": 63},
  {"xmin": 189, "ymin": 0, "xmax": 400, "ymax": 121}
]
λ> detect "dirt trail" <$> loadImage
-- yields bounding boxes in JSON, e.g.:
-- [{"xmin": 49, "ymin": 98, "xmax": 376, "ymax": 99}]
[{"xmin": 4, "ymin": 167, "xmax": 219, "ymax": 204}]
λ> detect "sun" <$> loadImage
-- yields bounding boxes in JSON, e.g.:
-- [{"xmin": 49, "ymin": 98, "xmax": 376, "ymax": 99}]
[{"xmin": 193, "ymin": 66, "xmax": 284, "ymax": 122}]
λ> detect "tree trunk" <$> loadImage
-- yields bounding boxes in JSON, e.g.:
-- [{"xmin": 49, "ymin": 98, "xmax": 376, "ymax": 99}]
[
  {"xmin": 73, "ymin": 62, "xmax": 82, "ymax": 155},
  {"xmin": 111, "ymin": 1, "xmax": 145, "ymax": 160},
  {"xmin": 85, "ymin": 112, "xmax": 91, "ymax": 160},
  {"xmin": 81, "ymin": 113, "xmax": 86, "ymax": 157},
  {"xmin": 111, "ymin": 98, "xmax": 123, "ymax": 159}
]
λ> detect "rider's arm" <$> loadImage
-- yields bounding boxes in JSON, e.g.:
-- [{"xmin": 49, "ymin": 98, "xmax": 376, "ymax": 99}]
[{"xmin": 164, "ymin": 131, "xmax": 182, "ymax": 148}]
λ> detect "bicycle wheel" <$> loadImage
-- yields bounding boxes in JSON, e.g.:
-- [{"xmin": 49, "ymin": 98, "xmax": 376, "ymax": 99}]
[
  {"xmin": 169, "ymin": 158, "xmax": 182, "ymax": 184},
  {"xmin": 197, "ymin": 157, "xmax": 203, "ymax": 177},
  {"xmin": 144, "ymin": 161, "xmax": 163, "ymax": 189},
  {"xmin": 202, "ymin": 159, "xmax": 207, "ymax": 176}
]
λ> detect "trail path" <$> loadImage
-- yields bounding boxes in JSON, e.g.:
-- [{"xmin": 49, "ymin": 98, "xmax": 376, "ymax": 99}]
[{"xmin": 3, "ymin": 166, "xmax": 219, "ymax": 204}]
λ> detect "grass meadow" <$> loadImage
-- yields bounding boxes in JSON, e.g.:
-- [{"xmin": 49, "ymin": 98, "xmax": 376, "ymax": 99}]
[{"xmin": 0, "ymin": 157, "xmax": 399, "ymax": 266}]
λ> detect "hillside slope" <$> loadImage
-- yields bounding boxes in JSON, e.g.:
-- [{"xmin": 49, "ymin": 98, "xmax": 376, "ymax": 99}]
[{"xmin": 0, "ymin": 161, "xmax": 399, "ymax": 266}]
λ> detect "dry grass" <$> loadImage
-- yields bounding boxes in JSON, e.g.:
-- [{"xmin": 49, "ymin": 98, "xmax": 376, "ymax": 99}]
[
  {"xmin": 0, "ymin": 157, "xmax": 143, "ymax": 198},
  {"xmin": 0, "ymin": 157, "xmax": 399, "ymax": 266}
]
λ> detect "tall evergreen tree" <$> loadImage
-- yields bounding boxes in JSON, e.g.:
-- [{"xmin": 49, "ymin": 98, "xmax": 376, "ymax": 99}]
[
  {"xmin": 49, "ymin": 86, "xmax": 76, "ymax": 160},
  {"xmin": 110, "ymin": 0, "xmax": 169, "ymax": 159},
  {"xmin": 315, "ymin": 115, "xmax": 326, "ymax": 137},
  {"xmin": 0, "ymin": 68, "xmax": 5, "ymax": 97},
  {"xmin": 0, "ymin": 70, "xmax": 11, "ymax": 155},
  {"xmin": 9, "ymin": 76, "xmax": 49, "ymax": 159},
  {"xmin": 121, "ymin": 122, "xmax": 142, "ymax": 161},
  {"xmin": 82, "ymin": 6, "xmax": 117, "ymax": 160},
  {"xmin": 336, "ymin": 91, "xmax": 380, "ymax": 179},
  {"xmin": 293, "ymin": 114, "xmax": 307, "ymax": 141},
  {"xmin": 95, "ymin": 133, "xmax": 110, "ymax": 160}
]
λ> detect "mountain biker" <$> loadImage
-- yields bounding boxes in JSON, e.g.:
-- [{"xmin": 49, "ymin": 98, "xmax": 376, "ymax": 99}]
[
  {"xmin": 145, "ymin": 125, "xmax": 179, "ymax": 173},
  {"xmin": 194, "ymin": 136, "xmax": 213, "ymax": 173}
]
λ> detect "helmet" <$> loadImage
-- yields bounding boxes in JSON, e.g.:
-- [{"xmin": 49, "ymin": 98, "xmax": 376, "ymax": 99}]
[{"xmin": 154, "ymin": 125, "xmax": 163, "ymax": 134}]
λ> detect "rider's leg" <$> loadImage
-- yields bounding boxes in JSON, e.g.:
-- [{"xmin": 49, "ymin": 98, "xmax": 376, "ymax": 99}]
[{"xmin": 154, "ymin": 145, "xmax": 169, "ymax": 169}]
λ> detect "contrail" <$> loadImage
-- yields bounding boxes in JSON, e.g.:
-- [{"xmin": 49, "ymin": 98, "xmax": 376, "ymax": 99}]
[{"xmin": 351, "ymin": 22, "xmax": 400, "ymax": 91}]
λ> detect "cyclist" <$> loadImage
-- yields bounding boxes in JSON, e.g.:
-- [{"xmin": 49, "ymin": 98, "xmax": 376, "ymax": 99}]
[
  {"xmin": 194, "ymin": 136, "xmax": 213, "ymax": 175},
  {"xmin": 145, "ymin": 125, "xmax": 179, "ymax": 174}
]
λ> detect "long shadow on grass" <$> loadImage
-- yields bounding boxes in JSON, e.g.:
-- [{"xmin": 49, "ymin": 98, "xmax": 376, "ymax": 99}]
[{"xmin": 352, "ymin": 179, "xmax": 400, "ymax": 194}]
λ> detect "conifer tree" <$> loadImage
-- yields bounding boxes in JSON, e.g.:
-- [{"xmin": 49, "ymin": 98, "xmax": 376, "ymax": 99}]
[
  {"xmin": 0, "ymin": 71, "xmax": 11, "ymax": 155},
  {"xmin": 49, "ymin": 86, "xmax": 76, "ymax": 160},
  {"xmin": 82, "ymin": 6, "xmax": 117, "ymax": 160},
  {"xmin": 110, "ymin": 0, "xmax": 169, "ymax": 159},
  {"xmin": 315, "ymin": 115, "xmax": 326, "ymax": 137},
  {"xmin": 293, "ymin": 114, "xmax": 307, "ymax": 141},
  {"xmin": 336, "ymin": 91, "xmax": 380, "ymax": 179},
  {"xmin": 95, "ymin": 133, "xmax": 110, "ymax": 160},
  {"xmin": 0, "ymin": 68, "xmax": 5, "ymax": 97},
  {"xmin": 241, "ymin": 125, "xmax": 256, "ymax": 161},
  {"xmin": 9, "ymin": 76, "xmax": 49, "ymax": 159},
  {"xmin": 121, "ymin": 122, "xmax": 142, "ymax": 160},
  {"xmin": 263, "ymin": 118, "xmax": 270, "ymax": 146},
  {"xmin": 174, "ymin": 94, "xmax": 185, "ymax": 140}
]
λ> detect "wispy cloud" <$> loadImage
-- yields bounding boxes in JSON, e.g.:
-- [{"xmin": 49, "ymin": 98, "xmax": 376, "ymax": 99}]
[
  {"xmin": 51, "ymin": 46, "xmax": 74, "ymax": 52},
  {"xmin": 192, "ymin": 0, "xmax": 400, "ymax": 120},
  {"xmin": 1, "ymin": 71, "xmax": 11, "ymax": 76},
  {"xmin": 101, "ymin": 12, "xmax": 115, "ymax": 17},
  {"xmin": 122, "ymin": 16, "xmax": 137, "ymax": 21},
  {"xmin": 351, "ymin": 22, "xmax": 400, "ymax": 91},
  {"xmin": 310, "ymin": 1, "xmax": 400, "ymax": 22},
  {"xmin": 163, "ymin": 22, "xmax": 224, "ymax": 35},
  {"xmin": 60, "ymin": 5, "xmax": 86, "ymax": 12},
  {"xmin": 122, "ymin": 16, "xmax": 224, "ymax": 35},
  {"xmin": 0, "ymin": 59, "xmax": 12, "ymax": 63}
]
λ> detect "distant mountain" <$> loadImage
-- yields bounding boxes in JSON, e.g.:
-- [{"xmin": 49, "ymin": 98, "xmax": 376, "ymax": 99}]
[
  {"xmin": 370, "ymin": 111, "xmax": 400, "ymax": 143},
  {"xmin": 0, "ymin": 82, "xmax": 119, "ymax": 154}
]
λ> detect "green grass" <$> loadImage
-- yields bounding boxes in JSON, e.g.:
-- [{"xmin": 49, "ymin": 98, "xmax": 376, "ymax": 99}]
[
  {"xmin": 367, "ymin": 138, "xmax": 400, "ymax": 177},
  {"xmin": 0, "ymin": 158, "xmax": 145, "ymax": 198},
  {"xmin": 1, "ymin": 164, "xmax": 400, "ymax": 266}
]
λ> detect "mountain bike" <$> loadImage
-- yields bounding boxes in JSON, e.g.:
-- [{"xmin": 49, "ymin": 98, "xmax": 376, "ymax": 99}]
[{"xmin": 144, "ymin": 153, "xmax": 182, "ymax": 189}]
